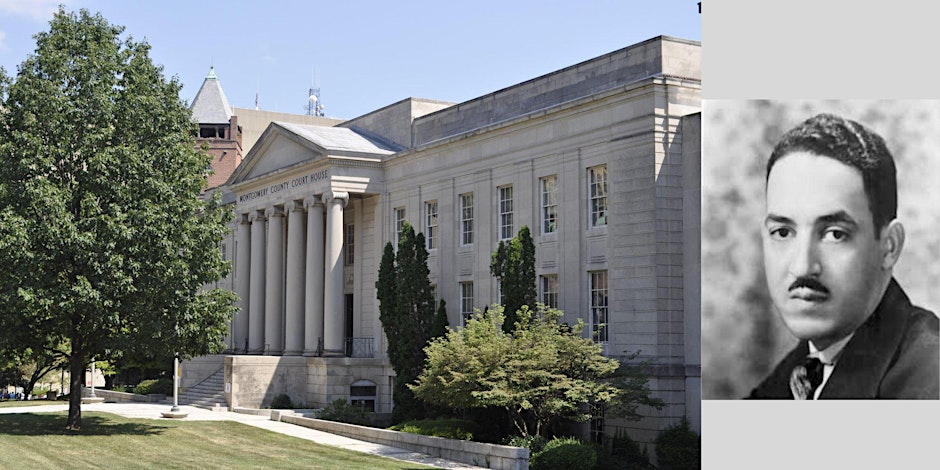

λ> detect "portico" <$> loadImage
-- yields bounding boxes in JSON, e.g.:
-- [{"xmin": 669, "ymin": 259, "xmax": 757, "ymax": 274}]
[{"xmin": 225, "ymin": 122, "xmax": 394, "ymax": 358}]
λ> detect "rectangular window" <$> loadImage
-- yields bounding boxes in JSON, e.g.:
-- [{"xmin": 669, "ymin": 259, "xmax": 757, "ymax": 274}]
[
  {"xmin": 540, "ymin": 175, "xmax": 558, "ymax": 234},
  {"xmin": 394, "ymin": 207, "xmax": 406, "ymax": 245},
  {"xmin": 460, "ymin": 281, "xmax": 474, "ymax": 325},
  {"xmin": 460, "ymin": 193, "xmax": 474, "ymax": 245},
  {"xmin": 589, "ymin": 165, "xmax": 608, "ymax": 227},
  {"xmin": 590, "ymin": 271, "xmax": 608, "ymax": 343},
  {"xmin": 498, "ymin": 185, "xmax": 514, "ymax": 240},
  {"xmin": 425, "ymin": 201, "xmax": 438, "ymax": 250},
  {"xmin": 540, "ymin": 274, "xmax": 558, "ymax": 309},
  {"xmin": 345, "ymin": 224, "xmax": 355, "ymax": 266}
]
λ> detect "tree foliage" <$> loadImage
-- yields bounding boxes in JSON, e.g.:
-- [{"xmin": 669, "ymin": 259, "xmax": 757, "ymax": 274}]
[
  {"xmin": 411, "ymin": 305, "xmax": 663, "ymax": 438},
  {"xmin": 0, "ymin": 8, "xmax": 236, "ymax": 429},
  {"xmin": 490, "ymin": 226, "xmax": 536, "ymax": 332},
  {"xmin": 431, "ymin": 299, "xmax": 449, "ymax": 340},
  {"xmin": 0, "ymin": 347, "xmax": 66, "ymax": 398},
  {"xmin": 375, "ymin": 221, "xmax": 436, "ymax": 422}
]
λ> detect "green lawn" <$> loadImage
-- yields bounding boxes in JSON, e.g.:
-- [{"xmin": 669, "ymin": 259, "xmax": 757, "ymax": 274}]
[
  {"xmin": 0, "ymin": 411, "xmax": 435, "ymax": 469},
  {"xmin": 0, "ymin": 399, "xmax": 63, "ymax": 408}
]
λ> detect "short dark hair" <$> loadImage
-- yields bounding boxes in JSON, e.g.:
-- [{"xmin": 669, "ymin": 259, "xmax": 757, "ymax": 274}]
[{"xmin": 766, "ymin": 113, "xmax": 897, "ymax": 235}]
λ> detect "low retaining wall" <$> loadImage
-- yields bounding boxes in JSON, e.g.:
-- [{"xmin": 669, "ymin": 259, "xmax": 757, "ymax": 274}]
[
  {"xmin": 81, "ymin": 389, "xmax": 166, "ymax": 403},
  {"xmin": 277, "ymin": 414, "xmax": 529, "ymax": 470}
]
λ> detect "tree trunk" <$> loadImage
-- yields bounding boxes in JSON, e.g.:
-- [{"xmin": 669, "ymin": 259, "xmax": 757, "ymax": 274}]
[
  {"xmin": 67, "ymin": 353, "xmax": 84, "ymax": 430},
  {"xmin": 23, "ymin": 380, "xmax": 36, "ymax": 400}
]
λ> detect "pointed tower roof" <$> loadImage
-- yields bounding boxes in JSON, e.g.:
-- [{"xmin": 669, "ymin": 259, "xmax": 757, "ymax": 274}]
[{"xmin": 190, "ymin": 66, "xmax": 234, "ymax": 124}]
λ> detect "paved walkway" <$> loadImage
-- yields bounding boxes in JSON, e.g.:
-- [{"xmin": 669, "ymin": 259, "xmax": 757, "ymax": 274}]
[{"xmin": 0, "ymin": 402, "xmax": 487, "ymax": 469}]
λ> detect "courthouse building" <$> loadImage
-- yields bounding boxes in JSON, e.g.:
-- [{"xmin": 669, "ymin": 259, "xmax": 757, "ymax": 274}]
[{"xmin": 185, "ymin": 35, "xmax": 701, "ymax": 443}]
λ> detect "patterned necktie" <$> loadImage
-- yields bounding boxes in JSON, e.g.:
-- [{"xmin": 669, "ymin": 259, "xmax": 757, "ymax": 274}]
[{"xmin": 789, "ymin": 357, "xmax": 824, "ymax": 400}]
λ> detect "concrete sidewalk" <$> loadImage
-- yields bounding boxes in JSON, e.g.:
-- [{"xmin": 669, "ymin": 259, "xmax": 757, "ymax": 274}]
[{"xmin": 0, "ymin": 402, "xmax": 487, "ymax": 470}]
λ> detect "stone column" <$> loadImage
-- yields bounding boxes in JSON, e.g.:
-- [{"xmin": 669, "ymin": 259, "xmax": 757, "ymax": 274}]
[
  {"xmin": 248, "ymin": 210, "xmax": 266, "ymax": 353},
  {"xmin": 323, "ymin": 191, "xmax": 348, "ymax": 356},
  {"xmin": 234, "ymin": 213, "xmax": 251, "ymax": 353},
  {"xmin": 304, "ymin": 195, "xmax": 325, "ymax": 356},
  {"xmin": 264, "ymin": 206, "xmax": 285, "ymax": 355},
  {"xmin": 283, "ymin": 201, "xmax": 306, "ymax": 356}
]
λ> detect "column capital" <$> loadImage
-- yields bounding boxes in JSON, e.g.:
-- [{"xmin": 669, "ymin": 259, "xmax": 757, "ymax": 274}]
[
  {"xmin": 248, "ymin": 209, "xmax": 266, "ymax": 222},
  {"xmin": 265, "ymin": 205, "xmax": 285, "ymax": 218},
  {"xmin": 237, "ymin": 213, "xmax": 251, "ymax": 225},
  {"xmin": 284, "ymin": 200, "xmax": 305, "ymax": 213},
  {"xmin": 303, "ymin": 195, "xmax": 322, "ymax": 209},
  {"xmin": 323, "ymin": 190, "xmax": 349, "ymax": 207}
]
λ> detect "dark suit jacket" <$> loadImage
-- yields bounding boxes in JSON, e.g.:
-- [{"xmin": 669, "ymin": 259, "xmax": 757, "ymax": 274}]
[{"xmin": 748, "ymin": 278, "xmax": 939, "ymax": 399}]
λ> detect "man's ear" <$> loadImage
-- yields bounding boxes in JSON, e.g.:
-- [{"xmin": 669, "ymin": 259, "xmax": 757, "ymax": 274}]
[{"xmin": 881, "ymin": 219, "xmax": 905, "ymax": 270}]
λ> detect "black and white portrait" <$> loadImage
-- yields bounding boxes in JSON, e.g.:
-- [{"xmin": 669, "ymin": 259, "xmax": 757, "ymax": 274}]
[{"xmin": 701, "ymin": 100, "xmax": 940, "ymax": 400}]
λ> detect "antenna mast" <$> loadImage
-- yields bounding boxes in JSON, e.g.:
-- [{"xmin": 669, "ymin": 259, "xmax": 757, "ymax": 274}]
[{"xmin": 305, "ymin": 67, "xmax": 325, "ymax": 117}]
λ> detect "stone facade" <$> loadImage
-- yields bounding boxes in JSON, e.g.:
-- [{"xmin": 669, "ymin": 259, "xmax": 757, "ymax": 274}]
[{"xmin": 188, "ymin": 35, "xmax": 701, "ymax": 446}]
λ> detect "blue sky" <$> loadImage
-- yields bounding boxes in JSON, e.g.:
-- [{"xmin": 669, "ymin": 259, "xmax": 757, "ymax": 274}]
[{"xmin": 0, "ymin": 1, "xmax": 700, "ymax": 120}]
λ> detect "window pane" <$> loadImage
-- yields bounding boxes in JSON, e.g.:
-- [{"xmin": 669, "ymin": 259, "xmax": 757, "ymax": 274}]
[
  {"xmin": 590, "ymin": 271, "xmax": 608, "ymax": 342},
  {"xmin": 589, "ymin": 165, "xmax": 608, "ymax": 227},
  {"xmin": 499, "ymin": 186, "xmax": 513, "ymax": 240},
  {"xmin": 461, "ymin": 194, "xmax": 474, "ymax": 245},
  {"xmin": 541, "ymin": 176, "xmax": 558, "ymax": 234},
  {"xmin": 426, "ymin": 201, "xmax": 438, "ymax": 250}
]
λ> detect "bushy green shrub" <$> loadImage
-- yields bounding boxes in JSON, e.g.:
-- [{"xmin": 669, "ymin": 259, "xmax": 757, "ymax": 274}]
[
  {"xmin": 505, "ymin": 434, "xmax": 548, "ymax": 453},
  {"xmin": 319, "ymin": 399, "xmax": 369, "ymax": 426},
  {"xmin": 596, "ymin": 429, "xmax": 654, "ymax": 470},
  {"xmin": 655, "ymin": 417, "xmax": 700, "ymax": 470},
  {"xmin": 389, "ymin": 418, "xmax": 476, "ymax": 440},
  {"xmin": 269, "ymin": 393, "xmax": 293, "ymax": 409},
  {"xmin": 133, "ymin": 377, "xmax": 172, "ymax": 396},
  {"xmin": 530, "ymin": 437, "xmax": 597, "ymax": 470}
]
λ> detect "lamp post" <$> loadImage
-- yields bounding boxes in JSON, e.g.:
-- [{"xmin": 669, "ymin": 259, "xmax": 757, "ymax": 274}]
[
  {"xmin": 89, "ymin": 358, "xmax": 97, "ymax": 398},
  {"xmin": 171, "ymin": 353, "xmax": 180, "ymax": 412},
  {"xmin": 162, "ymin": 352, "xmax": 187, "ymax": 418}
]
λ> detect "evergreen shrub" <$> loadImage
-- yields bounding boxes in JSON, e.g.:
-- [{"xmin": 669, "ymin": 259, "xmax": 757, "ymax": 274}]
[
  {"xmin": 269, "ymin": 393, "xmax": 293, "ymax": 409},
  {"xmin": 319, "ymin": 399, "xmax": 370, "ymax": 426},
  {"xmin": 133, "ymin": 377, "xmax": 172, "ymax": 396},
  {"xmin": 654, "ymin": 417, "xmax": 700, "ymax": 470},
  {"xmin": 530, "ymin": 437, "xmax": 597, "ymax": 470},
  {"xmin": 389, "ymin": 418, "xmax": 476, "ymax": 440}
]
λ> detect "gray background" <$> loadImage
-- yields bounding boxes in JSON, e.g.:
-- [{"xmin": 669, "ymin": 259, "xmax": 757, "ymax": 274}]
[{"xmin": 703, "ymin": 2, "xmax": 940, "ymax": 468}]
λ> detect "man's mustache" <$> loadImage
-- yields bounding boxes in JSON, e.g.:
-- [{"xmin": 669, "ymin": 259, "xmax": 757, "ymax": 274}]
[{"xmin": 788, "ymin": 277, "xmax": 830, "ymax": 294}]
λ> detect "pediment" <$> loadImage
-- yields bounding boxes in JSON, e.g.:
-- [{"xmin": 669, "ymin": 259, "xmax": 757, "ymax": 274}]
[
  {"xmin": 228, "ymin": 122, "xmax": 398, "ymax": 186},
  {"xmin": 236, "ymin": 132, "xmax": 322, "ymax": 183}
]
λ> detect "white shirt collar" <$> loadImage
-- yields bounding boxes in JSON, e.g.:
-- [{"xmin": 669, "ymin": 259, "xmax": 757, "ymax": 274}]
[{"xmin": 809, "ymin": 333, "xmax": 855, "ymax": 366}]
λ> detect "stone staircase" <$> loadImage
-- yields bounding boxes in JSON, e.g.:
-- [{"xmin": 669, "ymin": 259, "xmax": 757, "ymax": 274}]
[{"xmin": 178, "ymin": 368, "xmax": 227, "ymax": 409}]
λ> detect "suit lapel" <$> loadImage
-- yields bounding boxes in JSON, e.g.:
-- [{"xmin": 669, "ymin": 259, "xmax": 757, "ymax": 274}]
[{"xmin": 819, "ymin": 279, "xmax": 910, "ymax": 399}]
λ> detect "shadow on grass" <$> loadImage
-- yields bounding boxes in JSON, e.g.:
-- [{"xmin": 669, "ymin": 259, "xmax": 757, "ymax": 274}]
[{"xmin": 0, "ymin": 413, "xmax": 170, "ymax": 436}]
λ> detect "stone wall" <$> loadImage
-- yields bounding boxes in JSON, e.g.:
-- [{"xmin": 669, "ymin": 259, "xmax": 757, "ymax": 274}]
[
  {"xmin": 224, "ymin": 355, "xmax": 394, "ymax": 411},
  {"xmin": 411, "ymin": 36, "xmax": 701, "ymax": 147},
  {"xmin": 225, "ymin": 355, "xmax": 308, "ymax": 409},
  {"xmin": 339, "ymin": 98, "xmax": 453, "ymax": 149},
  {"xmin": 81, "ymin": 388, "xmax": 165, "ymax": 403},
  {"xmin": 277, "ymin": 414, "xmax": 529, "ymax": 470}
]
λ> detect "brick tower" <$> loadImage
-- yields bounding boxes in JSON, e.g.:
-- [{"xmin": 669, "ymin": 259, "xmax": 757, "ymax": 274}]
[{"xmin": 190, "ymin": 67, "xmax": 242, "ymax": 189}]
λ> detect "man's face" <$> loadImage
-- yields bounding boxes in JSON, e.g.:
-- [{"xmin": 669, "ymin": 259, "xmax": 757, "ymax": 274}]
[{"xmin": 763, "ymin": 151, "xmax": 887, "ymax": 350}]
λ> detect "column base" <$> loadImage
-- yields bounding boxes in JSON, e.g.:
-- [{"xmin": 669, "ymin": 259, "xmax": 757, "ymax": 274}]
[
  {"xmin": 322, "ymin": 349, "xmax": 345, "ymax": 358},
  {"xmin": 282, "ymin": 349, "xmax": 303, "ymax": 356},
  {"xmin": 302, "ymin": 350, "xmax": 321, "ymax": 357}
]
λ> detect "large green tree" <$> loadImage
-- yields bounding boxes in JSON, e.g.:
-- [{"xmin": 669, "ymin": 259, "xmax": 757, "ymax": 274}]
[
  {"xmin": 411, "ymin": 304, "xmax": 663, "ymax": 438},
  {"xmin": 490, "ymin": 225, "xmax": 536, "ymax": 332},
  {"xmin": 0, "ymin": 345, "xmax": 66, "ymax": 399},
  {"xmin": 376, "ymin": 222, "xmax": 436, "ymax": 422},
  {"xmin": 0, "ymin": 9, "xmax": 236, "ymax": 429}
]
